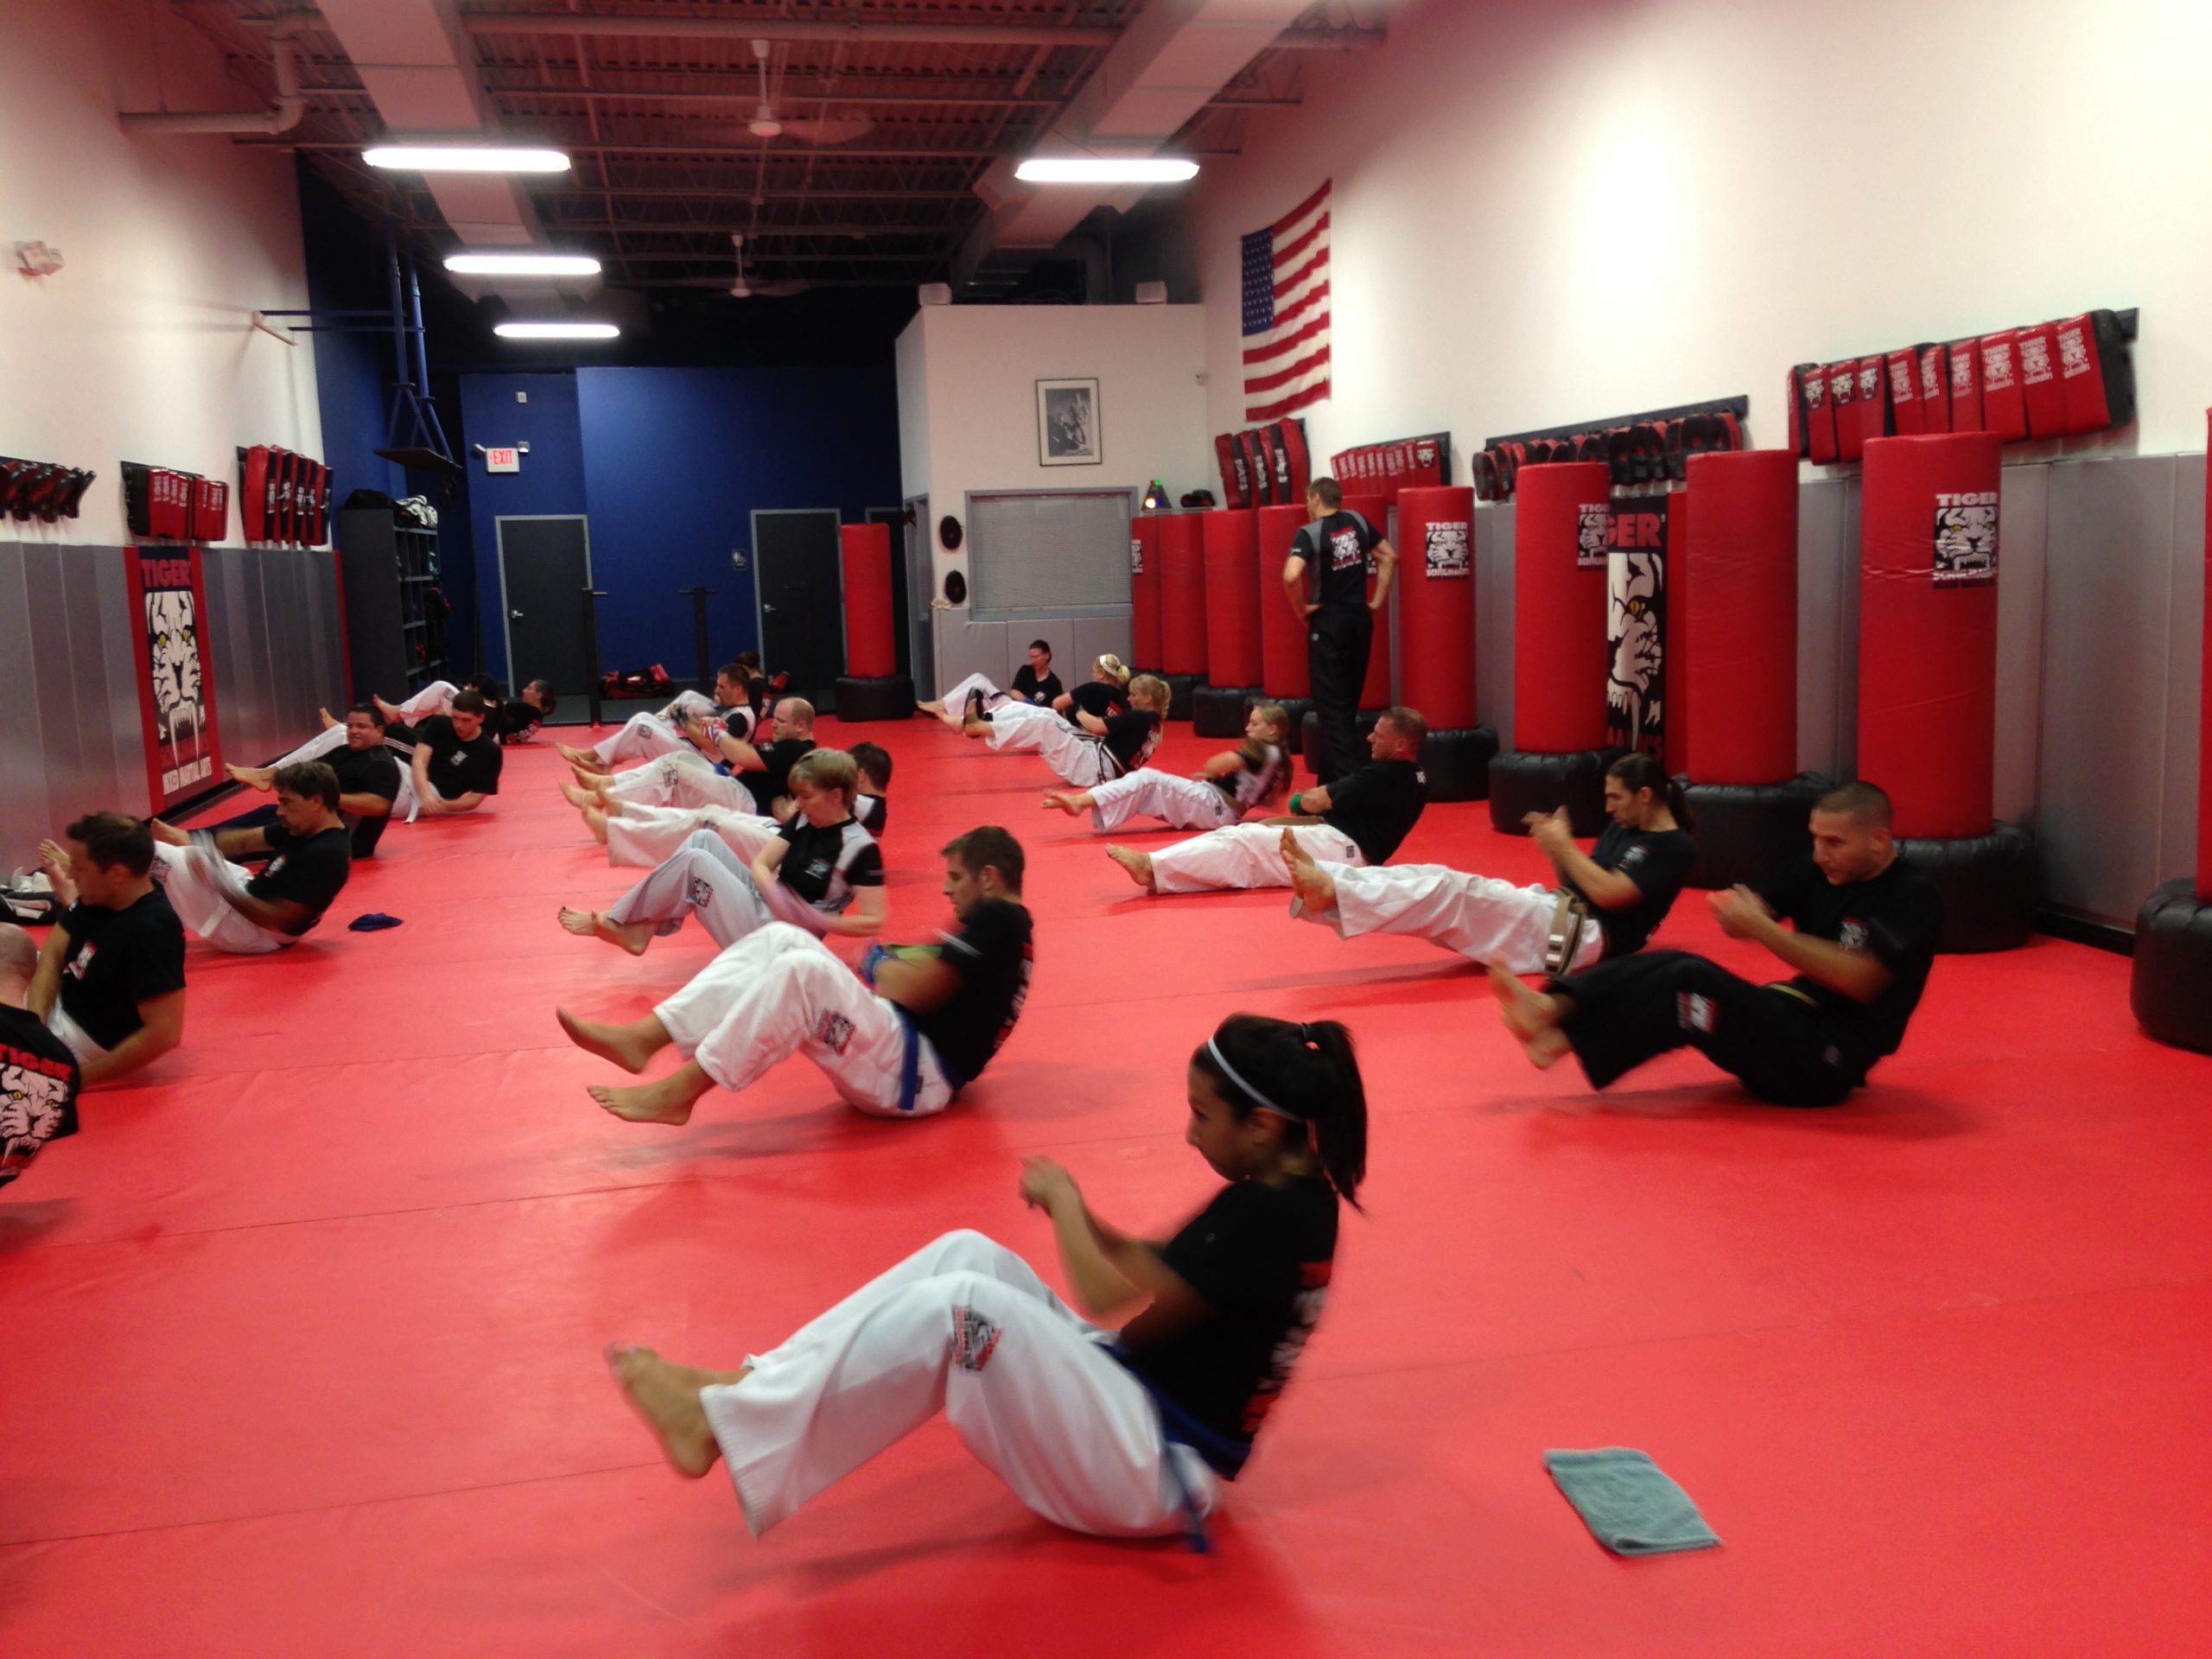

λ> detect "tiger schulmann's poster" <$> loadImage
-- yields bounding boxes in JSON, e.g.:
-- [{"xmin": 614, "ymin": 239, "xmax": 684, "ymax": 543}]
[{"xmin": 123, "ymin": 545, "xmax": 221, "ymax": 811}]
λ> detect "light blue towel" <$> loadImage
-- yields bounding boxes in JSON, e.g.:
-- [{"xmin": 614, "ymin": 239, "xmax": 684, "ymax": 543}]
[{"xmin": 1544, "ymin": 1448, "xmax": 1721, "ymax": 1555}]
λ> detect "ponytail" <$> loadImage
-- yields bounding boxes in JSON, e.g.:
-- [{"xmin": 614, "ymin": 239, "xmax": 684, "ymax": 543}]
[
  {"xmin": 1605, "ymin": 752, "xmax": 1695, "ymax": 834},
  {"xmin": 1191, "ymin": 1013, "xmax": 1369, "ymax": 1208}
]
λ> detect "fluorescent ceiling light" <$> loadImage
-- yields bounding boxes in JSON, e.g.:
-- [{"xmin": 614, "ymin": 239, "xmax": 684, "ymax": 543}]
[
  {"xmin": 494, "ymin": 321, "xmax": 619, "ymax": 340},
  {"xmin": 444, "ymin": 251, "xmax": 603, "ymax": 276},
  {"xmin": 365, "ymin": 145, "xmax": 571, "ymax": 174},
  {"xmin": 1014, "ymin": 156, "xmax": 1199, "ymax": 184}
]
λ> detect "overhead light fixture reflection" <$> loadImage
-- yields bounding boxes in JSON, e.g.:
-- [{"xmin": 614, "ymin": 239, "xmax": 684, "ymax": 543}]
[
  {"xmin": 444, "ymin": 251, "xmax": 603, "ymax": 276},
  {"xmin": 1014, "ymin": 156, "xmax": 1199, "ymax": 185},
  {"xmin": 365, "ymin": 145, "xmax": 571, "ymax": 173},
  {"xmin": 494, "ymin": 321, "xmax": 619, "ymax": 340}
]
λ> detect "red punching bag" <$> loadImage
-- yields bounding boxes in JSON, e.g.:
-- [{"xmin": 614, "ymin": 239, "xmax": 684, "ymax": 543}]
[
  {"xmin": 2200, "ymin": 416, "xmax": 2211, "ymax": 900},
  {"xmin": 1200, "ymin": 509, "xmax": 1264, "ymax": 687},
  {"xmin": 1512, "ymin": 462, "xmax": 1611, "ymax": 751},
  {"xmin": 1342, "ymin": 492, "xmax": 1392, "ymax": 708},
  {"xmin": 1257, "ymin": 503, "xmax": 1310, "ymax": 696},
  {"xmin": 1858, "ymin": 432, "xmax": 2002, "ymax": 840},
  {"xmin": 1681, "ymin": 450, "xmax": 1798, "ymax": 783},
  {"xmin": 839, "ymin": 522, "xmax": 896, "ymax": 678},
  {"xmin": 1395, "ymin": 486, "xmax": 1477, "ymax": 729},
  {"xmin": 1158, "ymin": 512, "xmax": 1209, "ymax": 677},
  {"xmin": 1130, "ymin": 515, "xmax": 1163, "ymax": 669}
]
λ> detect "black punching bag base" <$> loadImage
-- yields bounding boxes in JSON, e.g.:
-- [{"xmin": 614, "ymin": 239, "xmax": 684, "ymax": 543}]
[
  {"xmin": 1679, "ymin": 774, "xmax": 1829, "ymax": 891},
  {"xmin": 1488, "ymin": 748, "xmax": 1625, "ymax": 836},
  {"xmin": 832, "ymin": 675, "xmax": 914, "ymax": 722},
  {"xmin": 1192, "ymin": 683, "xmax": 1263, "ymax": 739},
  {"xmin": 2129, "ymin": 877, "xmax": 2212, "ymax": 1053},
  {"xmin": 1160, "ymin": 673, "xmax": 1206, "ymax": 721},
  {"xmin": 1420, "ymin": 725, "xmax": 1502, "ymax": 803},
  {"xmin": 1897, "ymin": 821, "xmax": 2037, "ymax": 953}
]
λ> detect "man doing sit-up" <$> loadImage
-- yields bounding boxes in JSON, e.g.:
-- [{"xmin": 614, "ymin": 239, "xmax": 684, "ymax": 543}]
[
  {"xmin": 1106, "ymin": 707, "xmax": 1427, "ymax": 894},
  {"xmin": 1491, "ymin": 780, "xmax": 1942, "ymax": 1107},
  {"xmin": 148, "ymin": 762, "xmax": 353, "ymax": 954},
  {"xmin": 1282, "ymin": 751, "xmax": 1694, "ymax": 974},
  {"xmin": 1044, "ymin": 702, "xmax": 1290, "ymax": 833},
  {"xmin": 223, "ymin": 702, "xmax": 403, "ymax": 856}
]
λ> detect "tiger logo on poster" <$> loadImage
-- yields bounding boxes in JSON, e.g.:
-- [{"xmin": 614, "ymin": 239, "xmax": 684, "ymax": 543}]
[
  {"xmin": 1422, "ymin": 521, "xmax": 1469, "ymax": 580},
  {"xmin": 1932, "ymin": 493, "xmax": 1999, "ymax": 586}
]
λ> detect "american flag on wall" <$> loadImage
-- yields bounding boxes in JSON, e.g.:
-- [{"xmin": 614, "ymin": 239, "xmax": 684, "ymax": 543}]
[{"xmin": 1240, "ymin": 180, "xmax": 1331, "ymax": 423}]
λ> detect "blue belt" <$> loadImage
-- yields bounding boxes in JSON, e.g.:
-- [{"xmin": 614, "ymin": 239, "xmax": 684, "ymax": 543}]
[
  {"xmin": 1107, "ymin": 1342, "xmax": 1250, "ymax": 1554},
  {"xmin": 889, "ymin": 1008, "xmax": 963, "ymax": 1114}
]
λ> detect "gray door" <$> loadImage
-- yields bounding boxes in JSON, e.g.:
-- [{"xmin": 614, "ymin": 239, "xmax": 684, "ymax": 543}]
[
  {"xmin": 751, "ymin": 508, "xmax": 844, "ymax": 704},
  {"xmin": 497, "ymin": 515, "xmax": 594, "ymax": 698},
  {"xmin": 904, "ymin": 493, "xmax": 933, "ymax": 698}
]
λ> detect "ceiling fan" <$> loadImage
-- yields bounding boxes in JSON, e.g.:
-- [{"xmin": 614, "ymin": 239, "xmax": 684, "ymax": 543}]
[
  {"xmin": 741, "ymin": 39, "xmax": 874, "ymax": 146},
  {"xmin": 729, "ymin": 234, "xmax": 808, "ymax": 299}
]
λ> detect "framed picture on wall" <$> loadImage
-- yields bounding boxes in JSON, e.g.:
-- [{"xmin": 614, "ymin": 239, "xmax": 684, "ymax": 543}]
[{"xmin": 1036, "ymin": 378, "xmax": 1102, "ymax": 467}]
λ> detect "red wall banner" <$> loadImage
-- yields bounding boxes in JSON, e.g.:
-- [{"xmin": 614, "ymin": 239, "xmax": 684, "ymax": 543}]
[{"xmin": 123, "ymin": 544, "xmax": 222, "ymax": 812}]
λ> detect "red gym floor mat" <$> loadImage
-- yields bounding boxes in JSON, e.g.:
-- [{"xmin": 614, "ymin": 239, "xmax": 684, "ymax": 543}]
[{"xmin": 3, "ymin": 715, "xmax": 2207, "ymax": 1656}]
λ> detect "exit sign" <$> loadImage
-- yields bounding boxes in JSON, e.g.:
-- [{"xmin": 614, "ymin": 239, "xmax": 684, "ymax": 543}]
[{"xmin": 485, "ymin": 447, "xmax": 520, "ymax": 474}]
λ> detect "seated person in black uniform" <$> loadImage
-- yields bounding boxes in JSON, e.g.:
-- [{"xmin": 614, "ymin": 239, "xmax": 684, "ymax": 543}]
[
  {"xmin": 1050, "ymin": 654, "xmax": 1135, "ymax": 720},
  {"xmin": 221, "ymin": 702, "xmax": 402, "ymax": 857},
  {"xmin": 1, "ymin": 923, "xmax": 80, "ymax": 1188},
  {"xmin": 709, "ymin": 696, "xmax": 817, "ymax": 817},
  {"xmin": 1281, "ymin": 752, "xmax": 1694, "ymax": 974},
  {"xmin": 849, "ymin": 741, "xmax": 893, "ymax": 838},
  {"xmin": 394, "ymin": 689, "xmax": 504, "ymax": 817},
  {"xmin": 147, "ymin": 763, "xmax": 356, "ymax": 955},
  {"xmin": 1491, "ymin": 780, "xmax": 1943, "ymax": 1107},
  {"xmin": 487, "ymin": 677, "xmax": 557, "ymax": 743},
  {"xmin": 29, "ymin": 812, "xmax": 188, "ymax": 1084}
]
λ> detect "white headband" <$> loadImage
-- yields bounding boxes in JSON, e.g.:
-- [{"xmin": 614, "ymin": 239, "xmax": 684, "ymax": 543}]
[{"xmin": 1206, "ymin": 1036, "xmax": 1301, "ymax": 1120}]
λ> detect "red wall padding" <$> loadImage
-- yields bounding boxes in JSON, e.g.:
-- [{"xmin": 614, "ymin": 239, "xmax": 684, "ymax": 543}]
[
  {"xmin": 1681, "ymin": 450, "xmax": 1799, "ymax": 782},
  {"xmin": 1201, "ymin": 509, "xmax": 1264, "ymax": 687},
  {"xmin": 838, "ymin": 521, "xmax": 896, "ymax": 678},
  {"xmin": 1256, "ymin": 503, "xmax": 1310, "ymax": 696},
  {"xmin": 1343, "ymin": 493, "xmax": 1393, "ymax": 708},
  {"xmin": 1396, "ymin": 486, "xmax": 1478, "ymax": 729},
  {"xmin": 1512, "ymin": 462, "xmax": 1611, "ymax": 751},
  {"xmin": 1858, "ymin": 432, "xmax": 2003, "ymax": 839},
  {"xmin": 2200, "ymin": 415, "xmax": 2210, "ymax": 899},
  {"xmin": 1159, "ymin": 512, "xmax": 1209, "ymax": 677},
  {"xmin": 1130, "ymin": 515, "xmax": 1163, "ymax": 669}
]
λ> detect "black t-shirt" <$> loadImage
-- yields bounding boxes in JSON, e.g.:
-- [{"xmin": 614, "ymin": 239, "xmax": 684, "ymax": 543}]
[
  {"xmin": 1322, "ymin": 759, "xmax": 1426, "ymax": 864},
  {"xmin": 0, "ymin": 1003, "xmax": 80, "ymax": 1189},
  {"xmin": 1010, "ymin": 665, "xmax": 1065, "ymax": 706},
  {"xmin": 1067, "ymin": 680, "xmax": 1129, "ymax": 720},
  {"xmin": 903, "ymin": 899, "xmax": 1033, "ymax": 1088},
  {"xmin": 738, "ymin": 737, "xmax": 815, "ymax": 814},
  {"xmin": 1214, "ymin": 741, "xmax": 1289, "ymax": 812},
  {"xmin": 407, "ymin": 715, "xmax": 504, "ymax": 797},
  {"xmin": 1126, "ymin": 1175, "xmax": 1338, "ymax": 1477},
  {"xmin": 56, "ymin": 890, "xmax": 187, "ymax": 1052},
  {"xmin": 327, "ymin": 744, "xmax": 403, "ymax": 857},
  {"xmin": 489, "ymin": 699, "xmax": 543, "ymax": 743},
  {"xmin": 246, "ymin": 823, "xmax": 353, "ymax": 933},
  {"xmin": 773, "ymin": 816, "xmax": 883, "ymax": 915},
  {"xmin": 1573, "ymin": 823, "xmax": 1696, "ymax": 957},
  {"xmin": 855, "ymin": 793, "xmax": 887, "ymax": 837},
  {"xmin": 1289, "ymin": 510, "xmax": 1382, "ymax": 611},
  {"xmin": 1754, "ymin": 856, "xmax": 1945, "ymax": 1058},
  {"xmin": 1100, "ymin": 709, "xmax": 1161, "ymax": 774}
]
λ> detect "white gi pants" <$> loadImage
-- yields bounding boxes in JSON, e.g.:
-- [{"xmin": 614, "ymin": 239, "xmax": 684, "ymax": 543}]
[
  {"xmin": 606, "ymin": 831, "xmax": 819, "ymax": 949},
  {"xmin": 938, "ymin": 671, "xmax": 1018, "ymax": 712},
  {"xmin": 1148, "ymin": 823, "xmax": 1363, "ymax": 893},
  {"xmin": 700, "ymin": 1228, "xmax": 1216, "ymax": 1540},
  {"xmin": 390, "ymin": 680, "xmax": 460, "ymax": 720},
  {"xmin": 590, "ymin": 711, "xmax": 691, "ymax": 766},
  {"xmin": 46, "ymin": 1003, "xmax": 108, "ymax": 1066},
  {"xmin": 603, "ymin": 750, "xmax": 756, "ymax": 812},
  {"xmin": 269, "ymin": 725, "xmax": 421, "ymax": 822},
  {"xmin": 1300, "ymin": 863, "xmax": 1605, "ymax": 974},
  {"xmin": 654, "ymin": 923, "xmax": 953, "ymax": 1117},
  {"xmin": 605, "ymin": 803, "xmax": 781, "ymax": 869},
  {"xmin": 151, "ymin": 842, "xmax": 291, "ymax": 954},
  {"xmin": 984, "ymin": 702, "xmax": 1114, "ymax": 788},
  {"xmin": 1085, "ymin": 770, "xmax": 1236, "ymax": 833}
]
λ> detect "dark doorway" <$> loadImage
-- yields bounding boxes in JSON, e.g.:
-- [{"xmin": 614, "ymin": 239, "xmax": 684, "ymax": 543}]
[
  {"xmin": 751, "ymin": 508, "xmax": 845, "ymax": 709},
  {"xmin": 903, "ymin": 494, "xmax": 933, "ymax": 698},
  {"xmin": 496, "ymin": 516, "xmax": 594, "ymax": 701},
  {"xmin": 866, "ymin": 505, "xmax": 912, "ymax": 682}
]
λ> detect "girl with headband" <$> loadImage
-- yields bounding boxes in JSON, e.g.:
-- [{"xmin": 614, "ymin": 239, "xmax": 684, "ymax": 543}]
[{"xmin": 602, "ymin": 1012, "xmax": 1368, "ymax": 1549}]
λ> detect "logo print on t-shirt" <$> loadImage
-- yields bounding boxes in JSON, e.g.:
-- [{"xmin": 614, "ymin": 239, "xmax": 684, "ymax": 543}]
[
  {"xmin": 1839, "ymin": 919, "xmax": 1868, "ymax": 953},
  {"xmin": 67, "ymin": 941, "xmax": 97, "ymax": 981},
  {"xmin": 1329, "ymin": 528, "xmax": 1362, "ymax": 571},
  {"xmin": 267, "ymin": 855, "xmax": 288, "ymax": 877}
]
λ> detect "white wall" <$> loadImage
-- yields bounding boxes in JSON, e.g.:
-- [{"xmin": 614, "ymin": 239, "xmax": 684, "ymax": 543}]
[
  {"xmin": 0, "ymin": 0, "xmax": 321, "ymax": 547},
  {"xmin": 895, "ymin": 302, "xmax": 1207, "ymax": 689},
  {"xmin": 1192, "ymin": 0, "xmax": 2212, "ymax": 461}
]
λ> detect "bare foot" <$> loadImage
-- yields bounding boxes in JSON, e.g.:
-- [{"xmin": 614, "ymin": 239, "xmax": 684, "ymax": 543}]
[
  {"xmin": 1281, "ymin": 827, "xmax": 1337, "ymax": 917},
  {"xmin": 561, "ymin": 780, "xmax": 601, "ymax": 810},
  {"xmin": 588, "ymin": 1064, "xmax": 712, "ymax": 1125},
  {"xmin": 582, "ymin": 805, "xmax": 610, "ymax": 846},
  {"xmin": 148, "ymin": 817, "xmax": 189, "ymax": 848},
  {"xmin": 915, "ymin": 698, "xmax": 946, "ymax": 717},
  {"xmin": 369, "ymin": 696, "xmax": 401, "ymax": 726},
  {"xmin": 1489, "ymin": 963, "xmax": 1569, "ymax": 1068},
  {"xmin": 1105, "ymin": 843, "xmax": 1154, "ymax": 892},
  {"xmin": 318, "ymin": 706, "xmax": 343, "ymax": 731},
  {"xmin": 1041, "ymin": 790, "xmax": 1090, "ymax": 817},
  {"xmin": 556, "ymin": 741, "xmax": 595, "ymax": 766},
  {"xmin": 556, "ymin": 1007, "xmax": 667, "ymax": 1073},
  {"xmin": 559, "ymin": 907, "xmax": 658, "ymax": 956},
  {"xmin": 605, "ymin": 1344, "xmax": 744, "ymax": 1478}
]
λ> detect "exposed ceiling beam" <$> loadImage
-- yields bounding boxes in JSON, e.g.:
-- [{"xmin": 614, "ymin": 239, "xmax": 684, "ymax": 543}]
[
  {"xmin": 457, "ymin": 11, "xmax": 1122, "ymax": 49},
  {"xmin": 554, "ymin": 222, "xmax": 949, "ymax": 238}
]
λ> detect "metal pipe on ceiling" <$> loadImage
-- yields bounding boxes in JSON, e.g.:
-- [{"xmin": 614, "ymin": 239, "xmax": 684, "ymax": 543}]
[{"xmin": 458, "ymin": 12, "xmax": 1122, "ymax": 48}]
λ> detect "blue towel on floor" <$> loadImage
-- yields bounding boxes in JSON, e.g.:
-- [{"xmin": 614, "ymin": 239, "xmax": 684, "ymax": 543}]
[
  {"xmin": 1544, "ymin": 1448, "xmax": 1721, "ymax": 1555},
  {"xmin": 347, "ymin": 912, "xmax": 404, "ymax": 931}
]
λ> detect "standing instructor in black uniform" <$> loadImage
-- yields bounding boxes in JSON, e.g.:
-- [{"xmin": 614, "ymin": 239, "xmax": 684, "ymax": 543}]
[{"xmin": 1282, "ymin": 476, "xmax": 1396, "ymax": 785}]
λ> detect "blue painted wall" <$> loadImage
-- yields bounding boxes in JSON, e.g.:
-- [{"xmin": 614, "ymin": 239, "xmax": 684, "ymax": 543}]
[
  {"xmin": 574, "ymin": 365, "xmax": 900, "ymax": 675},
  {"xmin": 454, "ymin": 372, "xmax": 588, "ymax": 686}
]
